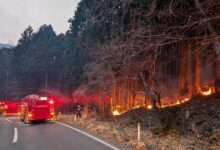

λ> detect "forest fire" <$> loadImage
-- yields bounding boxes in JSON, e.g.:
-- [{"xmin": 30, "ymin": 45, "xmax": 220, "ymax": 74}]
[
  {"xmin": 112, "ymin": 96, "xmax": 191, "ymax": 116},
  {"xmin": 112, "ymin": 105, "xmax": 127, "ymax": 116},
  {"xmin": 161, "ymin": 97, "xmax": 190, "ymax": 108},
  {"xmin": 200, "ymin": 86, "xmax": 215, "ymax": 96},
  {"xmin": 147, "ymin": 105, "xmax": 153, "ymax": 109},
  {"xmin": 112, "ymin": 110, "xmax": 121, "ymax": 116},
  {"xmin": 112, "ymin": 104, "xmax": 153, "ymax": 116},
  {"xmin": 111, "ymin": 85, "xmax": 217, "ymax": 116},
  {"xmin": 112, "ymin": 109, "xmax": 127, "ymax": 116}
]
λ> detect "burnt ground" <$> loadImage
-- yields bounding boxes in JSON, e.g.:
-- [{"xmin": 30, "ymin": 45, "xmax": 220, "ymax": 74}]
[{"xmin": 60, "ymin": 95, "xmax": 220, "ymax": 150}]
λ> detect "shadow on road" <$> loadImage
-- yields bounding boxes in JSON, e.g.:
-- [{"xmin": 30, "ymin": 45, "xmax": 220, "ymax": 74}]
[{"xmin": 29, "ymin": 120, "xmax": 55, "ymax": 126}]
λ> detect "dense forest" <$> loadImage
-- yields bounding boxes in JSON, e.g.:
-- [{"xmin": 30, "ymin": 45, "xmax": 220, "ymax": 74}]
[
  {"xmin": 0, "ymin": 0, "xmax": 220, "ymax": 110},
  {"xmin": 1, "ymin": 1, "xmax": 220, "ymax": 149}
]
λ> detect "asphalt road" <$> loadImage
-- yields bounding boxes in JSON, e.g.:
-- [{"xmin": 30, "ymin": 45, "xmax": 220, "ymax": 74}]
[{"xmin": 0, "ymin": 116, "xmax": 121, "ymax": 150}]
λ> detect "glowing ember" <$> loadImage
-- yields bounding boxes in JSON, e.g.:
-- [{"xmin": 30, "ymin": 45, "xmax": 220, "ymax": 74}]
[
  {"xmin": 112, "ymin": 109, "xmax": 127, "ymax": 116},
  {"xmin": 201, "ymin": 89, "xmax": 212, "ymax": 96},
  {"xmin": 181, "ymin": 98, "xmax": 190, "ymax": 103},
  {"xmin": 111, "ymin": 93, "xmax": 194, "ymax": 116},
  {"xmin": 161, "ymin": 96, "xmax": 190, "ymax": 108},
  {"xmin": 200, "ymin": 86, "xmax": 215, "ymax": 96},
  {"xmin": 147, "ymin": 105, "xmax": 153, "ymax": 109},
  {"xmin": 116, "ymin": 105, "xmax": 121, "ymax": 108},
  {"xmin": 176, "ymin": 100, "xmax": 180, "ymax": 105},
  {"xmin": 111, "ymin": 85, "xmax": 216, "ymax": 117},
  {"xmin": 112, "ymin": 110, "xmax": 121, "ymax": 116}
]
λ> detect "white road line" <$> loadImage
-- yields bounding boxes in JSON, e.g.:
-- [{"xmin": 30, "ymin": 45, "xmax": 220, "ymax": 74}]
[
  {"xmin": 5, "ymin": 119, "xmax": 12, "ymax": 123},
  {"xmin": 12, "ymin": 128, "xmax": 18, "ymax": 143},
  {"xmin": 55, "ymin": 121, "xmax": 121, "ymax": 150}
]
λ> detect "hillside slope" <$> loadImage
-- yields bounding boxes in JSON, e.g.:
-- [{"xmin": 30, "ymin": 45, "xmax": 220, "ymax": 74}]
[{"xmin": 61, "ymin": 95, "xmax": 220, "ymax": 150}]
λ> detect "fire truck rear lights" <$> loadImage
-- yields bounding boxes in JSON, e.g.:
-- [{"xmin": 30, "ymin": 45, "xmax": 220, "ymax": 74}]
[
  {"xmin": 4, "ymin": 105, "xmax": 8, "ymax": 109},
  {"xmin": 40, "ymin": 97, "xmax": 48, "ymax": 100},
  {"xmin": 49, "ymin": 100, "xmax": 54, "ymax": 105},
  {"xmin": 28, "ymin": 114, "xmax": 32, "ymax": 117}
]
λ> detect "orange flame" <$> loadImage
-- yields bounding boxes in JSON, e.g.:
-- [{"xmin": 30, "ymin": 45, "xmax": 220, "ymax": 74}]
[
  {"xmin": 112, "ymin": 85, "xmax": 217, "ymax": 116},
  {"xmin": 200, "ymin": 86, "xmax": 215, "ymax": 96},
  {"xmin": 112, "ymin": 110, "xmax": 121, "ymax": 116},
  {"xmin": 161, "ymin": 97, "xmax": 190, "ymax": 108},
  {"xmin": 147, "ymin": 105, "xmax": 153, "ymax": 109}
]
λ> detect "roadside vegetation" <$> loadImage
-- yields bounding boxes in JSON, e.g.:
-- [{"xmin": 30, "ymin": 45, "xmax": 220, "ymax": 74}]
[
  {"xmin": 60, "ymin": 95, "xmax": 220, "ymax": 150},
  {"xmin": 0, "ymin": 1, "xmax": 220, "ymax": 149}
]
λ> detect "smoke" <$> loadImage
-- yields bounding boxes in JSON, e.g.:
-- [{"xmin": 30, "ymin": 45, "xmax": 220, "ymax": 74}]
[
  {"xmin": 40, "ymin": 89, "xmax": 72, "ymax": 105},
  {"xmin": 160, "ymin": 76, "xmax": 180, "ymax": 99}
]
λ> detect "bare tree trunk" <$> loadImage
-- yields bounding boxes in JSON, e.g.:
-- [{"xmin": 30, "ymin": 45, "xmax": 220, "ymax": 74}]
[
  {"xmin": 191, "ymin": 47, "xmax": 200, "ymax": 95},
  {"xmin": 114, "ymin": 85, "xmax": 118, "ymax": 110},
  {"xmin": 124, "ymin": 81, "xmax": 128, "ymax": 111},
  {"xmin": 101, "ymin": 95, "xmax": 105, "ymax": 113},
  {"xmin": 132, "ymin": 93, "xmax": 135, "ymax": 107},
  {"xmin": 179, "ymin": 41, "xmax": 188, "ymax": 95},
  {"xmin": 194, "ymin": 0, "xmax": 220, "ymax": 62},
  {"xmin": 128, "ymin": 79, "xmax": 131, "ymax": 109},
  {"xmin": 118, "ymin": 87, "xmax": 121, "ymax": 108},
  {"xmin": 213, "ymin": 51, "xmax": 220, "ymax": 93},
  {"xmin": 194, "ymin": 0, "xmax": 220, "ymax": 94},
  {"xmin": 212, "ymin": 51, "xmax": 219, "ymax": 80},
  {"xmin": 139, "ymin": 72, "xmax": 157, "ymax": 109}
]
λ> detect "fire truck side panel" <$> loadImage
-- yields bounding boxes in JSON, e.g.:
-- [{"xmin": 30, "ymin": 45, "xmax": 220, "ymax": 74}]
[
  {"xmin": 31, "ymin": 100, "xmax": 51, "ymax": 120},
  {"xmin": 20, "ymin": 95, "xmax": 54, "ymax": 122}
]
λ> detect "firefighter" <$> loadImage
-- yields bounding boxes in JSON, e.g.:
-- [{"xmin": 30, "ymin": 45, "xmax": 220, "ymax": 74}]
[{"xmin": 76, "ymin": 104, "xmax": 82, "ymax": 118}]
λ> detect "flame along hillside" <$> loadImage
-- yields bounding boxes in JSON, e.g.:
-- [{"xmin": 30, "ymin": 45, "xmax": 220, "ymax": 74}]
[
  {"xmin": 57, "ymin": 0, "xmax": 220, "ymax": 117},
  {"xmin": 112, "ymin": 95, "xmax": 220, "ymax": 149},
  {"xmin": 109, "ymin": 49, "xmax": 220, "ymax": 116},
  {"xmin": 60, "ymin": 94, "xmax": 220, "ymax": 150},
  {"xmin": 69, "ymin": 50, "xmax": 220, "ymax": 116}
]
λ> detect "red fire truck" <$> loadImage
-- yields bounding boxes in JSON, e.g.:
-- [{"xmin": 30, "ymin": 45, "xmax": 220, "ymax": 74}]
[
  {"xmin": 19, "ymin": 94, "xmax": 55, "ymax": 124},
  {"xmin": 0, "ymin": 102, "xmax": 4, "ymax": 116},
  {"xmin": 0, "ymin": 101, "xmax": 20, "ymax": 116}
]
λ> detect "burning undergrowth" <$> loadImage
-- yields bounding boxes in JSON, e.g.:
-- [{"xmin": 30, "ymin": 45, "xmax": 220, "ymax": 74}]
[
  {"xmin": 120, "ymin": 95, "xmax": 219, "ymax": 129},
  {"xmin": 60, "ymin": 95, "xmax": 220, "ymax": 150}
]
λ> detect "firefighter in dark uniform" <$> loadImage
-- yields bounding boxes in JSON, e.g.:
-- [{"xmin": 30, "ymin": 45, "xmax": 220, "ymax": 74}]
[{"xmin": 76, "ymin": 104, "xmax": 82, "ymax": 118}]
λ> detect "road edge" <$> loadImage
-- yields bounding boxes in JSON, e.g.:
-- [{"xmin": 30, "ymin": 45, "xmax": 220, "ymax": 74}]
[{"xmin": 55, "ymin": 121, "xmax": 121, "ymax": 150}]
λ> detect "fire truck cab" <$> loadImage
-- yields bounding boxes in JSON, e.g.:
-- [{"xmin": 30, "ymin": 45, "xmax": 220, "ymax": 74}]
[{"xmin": 20, "ymin": 94, "xmax": 54, "ymax": 124}]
